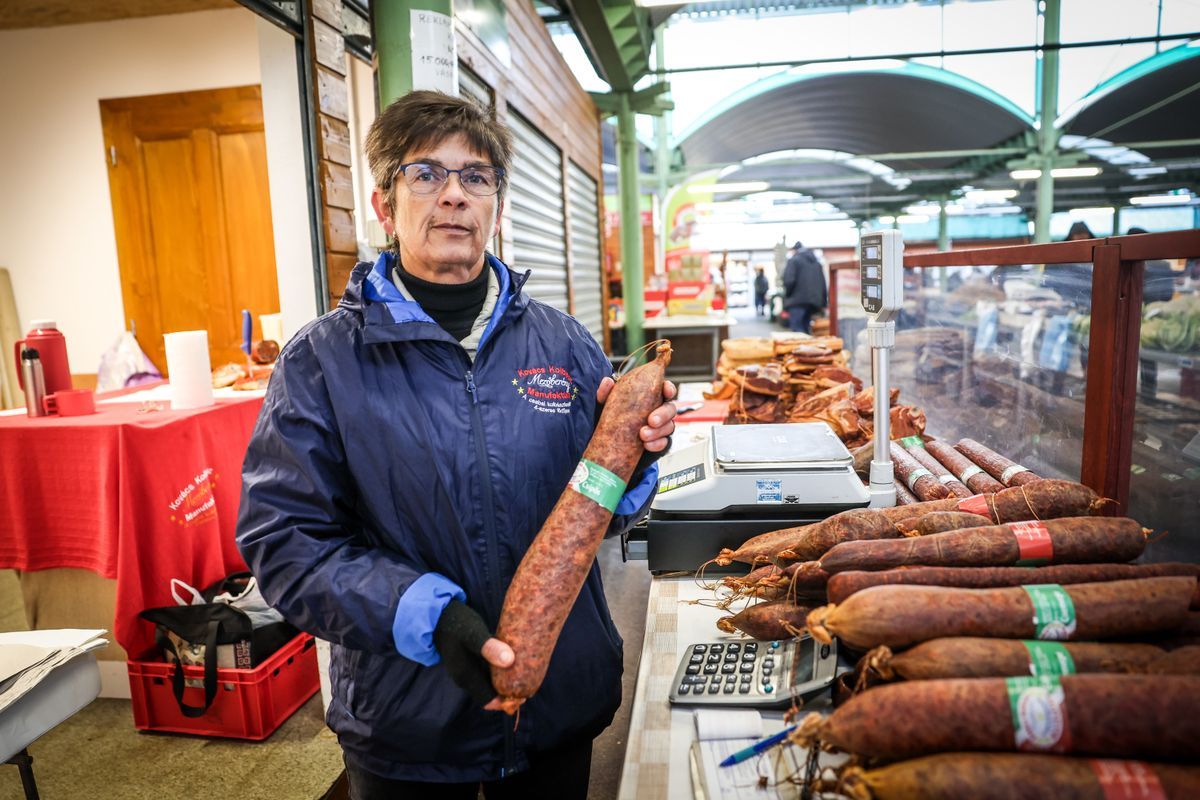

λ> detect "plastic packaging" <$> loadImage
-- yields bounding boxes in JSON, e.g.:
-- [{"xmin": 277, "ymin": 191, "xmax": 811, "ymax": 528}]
[{"xmin": 97, "ymin": 330, "xmax": 161, "ymax": 392}]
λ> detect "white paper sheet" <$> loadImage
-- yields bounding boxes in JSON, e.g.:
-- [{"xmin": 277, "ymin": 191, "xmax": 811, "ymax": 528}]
[{"xmin": 0, "ymin": 630, "xmax": 108, "ymax": 715}]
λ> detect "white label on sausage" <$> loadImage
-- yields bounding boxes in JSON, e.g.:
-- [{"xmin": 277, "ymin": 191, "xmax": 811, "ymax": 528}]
[
  {"xmin": 1002, "ymin": 464, "xmax": 1030, "ymax": 484},
  {"xmin": 959, "ymin": 465, "xmax": 984, "ymax": 483},
  {"xmin": 904, "ymin": 468, "xmax": 933, "ymax": 492}
]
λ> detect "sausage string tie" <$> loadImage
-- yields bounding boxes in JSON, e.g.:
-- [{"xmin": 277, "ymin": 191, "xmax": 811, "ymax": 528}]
[{"xmin": 1020, "ymin": 483, "xmax": 1042, "ymax": 521}]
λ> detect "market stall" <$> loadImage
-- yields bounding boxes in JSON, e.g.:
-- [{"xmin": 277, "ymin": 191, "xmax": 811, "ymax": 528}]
[
  {"xmin": 609, "ymin": 230, "xmax": 1200, "ymax": 799},
  {"xmin": 0, "ymin": 385, "xmax": 263, "ymax": 689}
]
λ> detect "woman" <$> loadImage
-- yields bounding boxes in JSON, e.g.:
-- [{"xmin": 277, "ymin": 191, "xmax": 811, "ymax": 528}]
[{"xmin": 237, "ymin": 91, "xmax": 675, "ymax": 798}]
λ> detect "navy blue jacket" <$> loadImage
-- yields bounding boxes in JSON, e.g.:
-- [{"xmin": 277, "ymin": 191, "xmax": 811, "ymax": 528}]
[{"xmin": 237, "ymin": 253, "xmax": 657, "ymax": 782}]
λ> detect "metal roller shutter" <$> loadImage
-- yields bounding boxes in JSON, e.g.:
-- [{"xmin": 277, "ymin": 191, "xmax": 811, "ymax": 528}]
[
  {"xmin": 567, "ymin": 162, "xmax": 605, "ymax": 347},
  {"xmin": 507, "ymin": 112, "xmax": 570, "ymax": 314},
  {"xmin": 458, "ymin": 66, "xmax": 490, "ymax": 107}
]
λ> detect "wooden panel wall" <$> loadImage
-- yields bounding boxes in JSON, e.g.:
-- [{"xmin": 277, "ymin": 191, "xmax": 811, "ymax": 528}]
[{"xmin": 308, "ymin": 0, "xmax": 358, "ymax": 309}]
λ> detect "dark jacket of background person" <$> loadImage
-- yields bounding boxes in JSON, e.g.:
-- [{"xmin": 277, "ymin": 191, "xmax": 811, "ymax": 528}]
[
  {"xmin": 782, "ymin": 244, "xmax": 827, "ymax": 311},
  {"xmin": 1043, "ymin": 221, "xmax": 1096, "ymax": 310},
  {"xmin": 236, "ymin": 253, "xmax": 657, "ymax": 783}
]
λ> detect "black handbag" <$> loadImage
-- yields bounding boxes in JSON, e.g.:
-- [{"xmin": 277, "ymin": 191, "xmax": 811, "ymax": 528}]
[{"xmin": 139, "ymin": 572, "xmax": 296, "ymax": 718}]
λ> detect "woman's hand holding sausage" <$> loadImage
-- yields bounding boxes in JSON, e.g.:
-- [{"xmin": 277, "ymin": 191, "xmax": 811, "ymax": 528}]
[{"xmin": 596, "ymin": 377, "xmax": 677, "ymax": 453}]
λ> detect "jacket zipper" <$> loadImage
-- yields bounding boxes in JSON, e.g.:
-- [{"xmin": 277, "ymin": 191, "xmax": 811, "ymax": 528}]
[{"xmin": 463, "ymin": 368, "xmax": 517, "ymax": 776}]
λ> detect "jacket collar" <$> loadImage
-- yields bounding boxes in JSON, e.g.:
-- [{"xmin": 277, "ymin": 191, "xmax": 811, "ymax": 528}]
[{"xmin": 341, "ymin": 251, "xmax": 529, "ymax": 347}]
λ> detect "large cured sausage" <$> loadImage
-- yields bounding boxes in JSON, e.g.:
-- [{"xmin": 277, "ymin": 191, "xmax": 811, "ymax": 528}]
[
  {"xmin": 834, "ymin": 754, "xmax": 1200, "ymax": 800},
  {"xmin": 793, "ymin": 674, "xmax": 1200, "ymax": 761},
  {"xmin": 816, "ymin": 517, "xmax": 1148, "ymax": 573},
  {"xmin": 956, "ymin": 438, "xmax": 1043, "ymax": 486},
  {"xmin": 807, "ymin": 577, "xmax": 1195, "ymax": 651},
  {"xmin": 826, "ymin": 562, "xmax": 1200, "ymax": 607},
  {"xmin": 491, "ymin": 342, "xmax": 671, "ymax": 713},
  {"xmin": 925, "ymin": 440, "xmax": 1005, "ymax": 494}
]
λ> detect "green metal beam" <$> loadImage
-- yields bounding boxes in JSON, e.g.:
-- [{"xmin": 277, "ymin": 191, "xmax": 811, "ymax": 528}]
[
  {"xmin": 1035, "ymin": 0, "xmax": 1062, "ymax": 243},
  {"xmin": 562, "ymin": 0, "xmax": 652, "ymax": 92},
  {"xmin": 617, "ymin": 92, "xmax": 645, "ymax": 354}
]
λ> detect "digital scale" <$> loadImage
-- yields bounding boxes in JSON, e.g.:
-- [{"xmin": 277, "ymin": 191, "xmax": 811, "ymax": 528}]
[{"xmin": 631, "ymin": 231, "xmax": 905, "ymax": 573}]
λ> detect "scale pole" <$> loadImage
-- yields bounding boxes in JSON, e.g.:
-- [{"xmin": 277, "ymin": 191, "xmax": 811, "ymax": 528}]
[
  {"xmin": 868, "ymin": 319, "xmax": 897, "ymax": 507},
  {"xmin": 859, "ymin": 229, "xmax": 902, "ymax": 508}
]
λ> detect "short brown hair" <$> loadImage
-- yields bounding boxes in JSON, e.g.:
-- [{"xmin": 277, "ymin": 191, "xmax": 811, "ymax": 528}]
[{"xmin": 365, "ymin": 90, "xmax": 513, "ymax": 213}]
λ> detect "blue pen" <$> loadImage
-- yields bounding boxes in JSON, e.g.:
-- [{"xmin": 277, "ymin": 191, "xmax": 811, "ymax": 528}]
[{"xmin": 719, "ymin": 725, "xmax": 797, "ymax": 767}]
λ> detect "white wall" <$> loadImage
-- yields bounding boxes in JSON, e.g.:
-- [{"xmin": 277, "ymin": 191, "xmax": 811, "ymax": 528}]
[
  {"xmin": 0, "ymin": 9, "xmax": 262, "ymax": 374},
  {"xmin": 257, "ymin": 17, "xmax": 318, "ymax": 342}
]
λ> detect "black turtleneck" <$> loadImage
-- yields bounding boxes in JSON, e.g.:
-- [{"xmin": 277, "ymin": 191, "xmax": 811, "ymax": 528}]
[{"xmin": 394, "ymin": 260, "xmax": 489, "ymax": 341}]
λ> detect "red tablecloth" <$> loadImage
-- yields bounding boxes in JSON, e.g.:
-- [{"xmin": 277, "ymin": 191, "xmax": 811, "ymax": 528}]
[{"xmin": 0, "ymin": 394, "xmax": 263, "ymax": 656}]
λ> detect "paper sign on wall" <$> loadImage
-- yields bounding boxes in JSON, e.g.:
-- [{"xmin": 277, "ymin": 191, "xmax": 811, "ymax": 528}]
[{"xmin": 411, "ymin": 9, "xmax": 457, "ymax": 94}]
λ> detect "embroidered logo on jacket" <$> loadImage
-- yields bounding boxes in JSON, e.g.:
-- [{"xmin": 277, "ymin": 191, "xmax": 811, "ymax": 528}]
[{"xmin": 512, "ymin": 366, "xmax": 579, "ymax": 414}]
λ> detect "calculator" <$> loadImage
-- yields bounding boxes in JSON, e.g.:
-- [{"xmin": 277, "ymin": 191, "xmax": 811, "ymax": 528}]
[{"xmin": 668, "ymin": 635, "xmax": 842, "ymax": 709}]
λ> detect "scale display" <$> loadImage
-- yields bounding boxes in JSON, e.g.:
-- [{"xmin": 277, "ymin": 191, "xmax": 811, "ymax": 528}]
[{"xmin": 859, "ymin": 230, "xmax": 904, "ymax": 321}]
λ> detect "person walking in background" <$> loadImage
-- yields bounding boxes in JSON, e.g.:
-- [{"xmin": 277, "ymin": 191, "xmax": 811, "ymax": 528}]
[
  {"xmin": 782, "ymin": 241, "xmax": 827, "ymax": 333},
  {"xmin": 753, "ymin": 267, "xmax": 769, "ymax": 317}
]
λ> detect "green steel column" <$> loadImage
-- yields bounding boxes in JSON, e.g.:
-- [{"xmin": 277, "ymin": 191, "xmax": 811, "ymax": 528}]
[
  {"xmin": 937, "ymin": 198, "xmax": 949, "ymax": 252},
  {"xmin": 1034, "ymin": 0, "xmax": 1062, "ymax": 243},
  {"xmin": 374, "ymin": 0, "xmax": 454, "ymax": 106},
  {"xmin": 653, "ymin": 27, "xmax": 671, "ymax": 294},
  {"xmin": 617, "ymin": 92, "xmax": 645, "ymax": 353},
  {"xmin": 1112, "ymin": 206, "xmax": 1122, "ymax": 236}
]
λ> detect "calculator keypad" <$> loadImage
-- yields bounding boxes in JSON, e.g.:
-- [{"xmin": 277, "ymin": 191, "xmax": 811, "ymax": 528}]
[{"xmin": 671, "ymin": 641, "xmax": 793, "ymax": 706}]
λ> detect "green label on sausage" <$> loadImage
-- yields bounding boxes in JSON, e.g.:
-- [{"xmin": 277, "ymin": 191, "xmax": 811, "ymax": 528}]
[
  {"xmin": 1023, "ymin": 641, "xmax": 1076, "ymax": 676},
  {"xmin": 1006, "ymin": 675, "xmax": 1072, "ymax": 752},
  {"xmin": 899, "ymin": 435, "xmax": 924, "ymax": 448},
  {"xmin": 1023, "ymin": 584, "xmax": 1077, "ymax": 640},
  {"xmin": 568, "ymin": 458, "xmax": 626, "ymax": 513}
]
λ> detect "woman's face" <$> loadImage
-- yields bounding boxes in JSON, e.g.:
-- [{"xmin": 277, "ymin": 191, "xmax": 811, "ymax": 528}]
[{"xmin": 372, "ymin": 133, "xmax": 504, "ymax": 283}]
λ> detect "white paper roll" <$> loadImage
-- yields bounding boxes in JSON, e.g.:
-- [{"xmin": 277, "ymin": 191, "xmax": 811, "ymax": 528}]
[
  {"xmin": 259, "ymin": 313, "xmax": 284, "ymax": 347},
  {"xmin": 164, "ymin": 330, "xmax": 215, "ymax": 410}
]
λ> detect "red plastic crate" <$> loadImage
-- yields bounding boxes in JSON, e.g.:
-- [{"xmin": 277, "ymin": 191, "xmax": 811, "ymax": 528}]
[{"xmin": 127, "ymin": 633, "xmax": 319, "ymax": 740}]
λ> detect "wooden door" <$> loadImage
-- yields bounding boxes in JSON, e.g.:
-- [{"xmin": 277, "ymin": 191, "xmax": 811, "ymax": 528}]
[{"xmin": 101, "ymin": 86, "xmax": 279, "ymax": 372}]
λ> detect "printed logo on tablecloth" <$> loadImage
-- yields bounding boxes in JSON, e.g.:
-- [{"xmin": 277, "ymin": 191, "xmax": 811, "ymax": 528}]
[
  {"xmin": 512, "ymin": 365, "xmax": 579, "ymax": 414},
  {"xmin": 168, "ymin": 466, "xmax": 220, "ymax": 528}
]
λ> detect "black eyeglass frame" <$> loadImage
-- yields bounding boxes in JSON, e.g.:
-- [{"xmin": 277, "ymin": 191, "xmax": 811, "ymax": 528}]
[{"xmin": 393, "ymin": 162, "xmax": 507, "ymax": 197}]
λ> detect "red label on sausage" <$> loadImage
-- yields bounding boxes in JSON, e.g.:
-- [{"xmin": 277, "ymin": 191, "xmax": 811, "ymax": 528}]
[
  {"xmin": 956, "ymin": 494, "xmax": 991, "ymax": 519},
  {"xmin": 1089, "ymin": 760, "xmax": 1167, "ymax": 800},
  {"xmin": 1011, "ymin": 521, "xmax": 1053, "ymax": 565}
]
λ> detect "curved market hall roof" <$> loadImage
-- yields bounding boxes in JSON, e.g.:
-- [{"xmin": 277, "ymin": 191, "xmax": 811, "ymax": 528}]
[
  {"xmin": 1062, "ymin": 45, "xmax": 1200, "ymax": 162},
  {"xmin": 675, "ymin": 63, "xmax": 1034, "ymax": 172}
]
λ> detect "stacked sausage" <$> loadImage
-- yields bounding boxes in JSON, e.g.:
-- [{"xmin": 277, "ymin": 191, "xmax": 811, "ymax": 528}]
[{"xmin": 708, "ymin": 470, "xmax": 1200, "ymax": 797}]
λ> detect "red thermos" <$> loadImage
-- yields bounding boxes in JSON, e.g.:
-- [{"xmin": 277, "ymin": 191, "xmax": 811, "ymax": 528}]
[{"xmin": 15, "ymin": 319, "xmax": 72, "ymax": 394}]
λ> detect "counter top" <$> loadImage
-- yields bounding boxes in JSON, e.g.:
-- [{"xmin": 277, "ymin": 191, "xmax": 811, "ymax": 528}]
[{"xmin": 617, "ymin": 577, "xmax": 843, "ymax": 799}]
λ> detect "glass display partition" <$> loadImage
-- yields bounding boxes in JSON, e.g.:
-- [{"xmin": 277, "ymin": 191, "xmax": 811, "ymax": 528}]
[{"xmin": 830, "ymin": 230, "xmax": 1200, "ymax": 562}]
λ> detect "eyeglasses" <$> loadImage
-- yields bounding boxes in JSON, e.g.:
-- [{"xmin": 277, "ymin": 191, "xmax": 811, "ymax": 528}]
[{"xmin": 394, "ymin": 162, "xmax": 505, "ymax": 197}]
